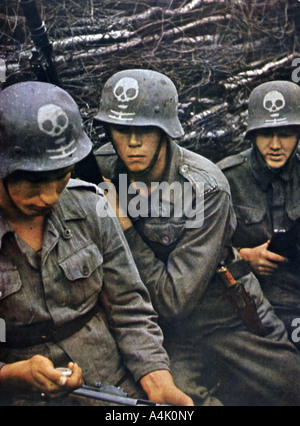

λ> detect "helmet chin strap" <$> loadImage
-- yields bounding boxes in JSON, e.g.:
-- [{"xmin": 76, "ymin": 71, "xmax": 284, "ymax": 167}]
[
  {"xmin": 2, "ymin": 178, "xmax": 20, "ymax": 212},
  {"xmin": 1, "ymin": 178, "xmax": 22, "ymax": 215},
  {"xmin": 2, "ymin": 178, "xmax": 10, "ymax": 196},
  {"xmin": 105, "ymin": 125, "xmax": 166, "ymax": 179},
  {"xmin": 129, "ymin": 134, "xmax": 165, "ymax": 179}
]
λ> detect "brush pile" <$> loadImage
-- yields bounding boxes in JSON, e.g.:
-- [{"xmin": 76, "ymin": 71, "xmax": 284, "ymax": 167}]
[{"xmin": 1, "ymin": 0, "xmax": 299, "ymax": 161}]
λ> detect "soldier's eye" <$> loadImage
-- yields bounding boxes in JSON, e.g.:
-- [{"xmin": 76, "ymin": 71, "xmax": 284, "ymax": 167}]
[
  {"xmin": 277, "ymin": 130, "xmax": 296, "ymax": 138},
  {"xmin": 257, "ymin": 130, "xmax": 273, "ymax": 138},
  {"xmin": 113, "ymin": 125, "xmax": 131, "ymax": 134}
]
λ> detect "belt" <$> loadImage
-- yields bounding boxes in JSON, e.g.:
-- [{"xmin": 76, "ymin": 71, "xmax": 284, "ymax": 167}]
[{"xmin": 4, "ymin": 305, "xmax": 99, "ymax": 349}]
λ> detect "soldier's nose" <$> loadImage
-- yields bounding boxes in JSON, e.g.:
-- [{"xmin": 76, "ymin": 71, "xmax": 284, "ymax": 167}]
[{"xmin": 128, "ymin": 132, "xmax": 142, "ymax": 147}]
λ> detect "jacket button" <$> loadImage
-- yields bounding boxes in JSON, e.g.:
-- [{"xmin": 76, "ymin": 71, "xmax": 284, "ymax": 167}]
[
  {"xmin": 63, "ymin": 229, "xmax": 73, "ymax": 240},
  {"xmin": 181, "ymin": 165, "xmax": 189, "ymax": 173},
  {"xmin": 162, "ymin": 236, "xmax": 169, "ymax": 245},
  {"xmin": 82, "ymin": 267, "xmax": 90, "ymax": 276}
]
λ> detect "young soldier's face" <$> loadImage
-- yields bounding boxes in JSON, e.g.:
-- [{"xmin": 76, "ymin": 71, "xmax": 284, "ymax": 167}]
[
  {"xmin": 255, "ymin": 126, "xmax": 298, "ymax": 169},
  {"xmin": 4, "ymin": 167, "xmax": 73, "ymax": 217},
  {"xmin": 109, "ymin": 125, "xmax": 163, "ymax": 174}
]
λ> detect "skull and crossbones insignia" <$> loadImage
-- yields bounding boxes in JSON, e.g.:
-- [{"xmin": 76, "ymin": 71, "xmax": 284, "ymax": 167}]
[
  {"xmin": 263, "ymin": 91, "xmax": 288, "ymax": 125},
  {"xmin": 109, "ymin": 77, "xmax": 140, "ymax": 122},
  {"xmin": 38, "ymin": 104, "xmax": 69, "ymax": 137},
  {"xmin": 37, "ymin": 104, "xmax": 77, "ymax": 160}
]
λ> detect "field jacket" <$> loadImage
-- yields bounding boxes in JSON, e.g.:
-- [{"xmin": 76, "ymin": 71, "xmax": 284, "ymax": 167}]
[
  {"xmin": 218, "ymin": 147, "xmax": 300, "ymax": 309},
  {"xmin": 95, "ymin": 141, "xmax": 270, "ymax": 338},
  {"xmin": 0, "ymin": 180, "xmax": 169, "ymax": 386}
]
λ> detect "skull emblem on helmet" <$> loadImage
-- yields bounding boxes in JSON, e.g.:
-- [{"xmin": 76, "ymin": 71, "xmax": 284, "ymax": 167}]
[
  {"xmin": 113, "ymin": 78, "xmax": 139, "ymax": 105},
  {"xmin": 38, "ymin": 104, "xmax": 69, "ymax": 138},
  {"xmin": 263, "ymin": 91, "xmax": 286, "ymax": 117}
]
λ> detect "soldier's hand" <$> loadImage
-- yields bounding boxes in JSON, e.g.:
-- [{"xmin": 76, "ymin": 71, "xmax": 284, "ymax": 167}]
[
  {"xmin": 0, "ymin": 355, "xmax": 83, "ymax": 399},
  {"xmin": 102, "ymin": 176, "xmax": 133, "ymax": 231},
  {"xmin": 140, "ymin": 370, "xmax": 194, "ymax": 406},
  {"xmin": 239, "ymin": 241, "xmax": 287, "ymax": 276}
]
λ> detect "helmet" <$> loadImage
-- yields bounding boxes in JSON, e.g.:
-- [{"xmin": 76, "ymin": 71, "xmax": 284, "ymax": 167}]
[
  {"xmin": 246, "ymin": 80, "xmax": 300, "ymax": 137},
  {"xmin": 95, "ymin": 69, "xmax": 184, "ymax": 139},
  {"xmin": 0, "ymin": 81, "xmax": 93, "ymax": 179}
]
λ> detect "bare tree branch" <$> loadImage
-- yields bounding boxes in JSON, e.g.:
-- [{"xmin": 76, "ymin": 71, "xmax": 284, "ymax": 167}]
[{"xmin": 1, "ymin": 0, "xmax": 299, "ymax": 161}]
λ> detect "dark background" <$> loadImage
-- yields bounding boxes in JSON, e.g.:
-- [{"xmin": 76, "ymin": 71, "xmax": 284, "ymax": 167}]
[{"xmin": 1, "ymin": 0, "xmax": 299, "ymax": 163}]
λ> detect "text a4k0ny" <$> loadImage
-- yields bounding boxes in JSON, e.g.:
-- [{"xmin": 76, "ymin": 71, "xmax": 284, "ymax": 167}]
[{"xmin": 105, "ymin": 410, "xmax": 195, "ymax": 423}]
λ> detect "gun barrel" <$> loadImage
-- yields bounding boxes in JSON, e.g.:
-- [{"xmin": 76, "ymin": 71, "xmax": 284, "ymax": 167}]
[
  {"xmin": 73, "ymin": 386, "xmax": 157, "ymax": 406},
  {"xmin": 20, "ymin": 0, "xmax": 60, "ymax": 85}
]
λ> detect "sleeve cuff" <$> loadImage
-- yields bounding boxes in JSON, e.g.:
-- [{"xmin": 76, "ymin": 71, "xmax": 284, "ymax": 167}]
[{"xmin": 135, "ymin": 363, "xmax": 170, "ymax": 383}]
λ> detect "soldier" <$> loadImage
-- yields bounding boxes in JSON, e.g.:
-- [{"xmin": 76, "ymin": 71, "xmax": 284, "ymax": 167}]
[
  {"xmin": 218, "ymin": 81, "xmax": 300, "ymax": 350},
  {"xmin": 93, "ymin": 70, "xmax": 300, "ymax": 406},
  {"xmin": 0, "ymin": 81, "xmax": 193, "ymax": 407}
]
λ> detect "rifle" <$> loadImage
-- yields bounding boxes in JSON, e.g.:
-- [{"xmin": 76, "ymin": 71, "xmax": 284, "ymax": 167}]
[
  {"xmin": 217, "ymin": 266, "xmax": 266, "ymax": 337},
  {"xmin": 20, "ymin": 0, "xmax": 60, "ymax": 86},
  {"xmin": 72, "ymin": 383, "xmax": 170, "ymax": 406},
  {"xmin": 20, "ymin": 0, "xmax": 104, "ymax": 184}
]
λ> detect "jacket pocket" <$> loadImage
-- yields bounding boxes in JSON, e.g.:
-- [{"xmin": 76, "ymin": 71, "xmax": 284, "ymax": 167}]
[
  {"xmin": 142, "ymin": 220, "xmax": 185, "ymax": 246},
  {"xmin": 0, "ymin": 268, "xmax": 22, "ymax": 301},
  {"xmin": 234, "ymin": 204, "xmax": 266, "ymax": 226},
  {"xmin": 287, "ymin": 203, "xmax": 300, "ymax": 222},
  {"xmin": 60, "ymin": 243, "xmax": 103, "ymax": 281},
  {"xmin": 59, "ymin": 243, "xmax": 104, "ymax": 308}
]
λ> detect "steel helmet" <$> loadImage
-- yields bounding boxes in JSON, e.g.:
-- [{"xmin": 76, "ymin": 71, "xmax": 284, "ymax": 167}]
[
  {"xmin": 0, "ymin": 81, "xmax": 93, "ymax": 179},
  {"xmin": 95, "ymin": 69, "xmax": 185, "ymax": 139},
  {"xmin": 246, "ymin": 80, "xmax": 300, "ymax": 137}
]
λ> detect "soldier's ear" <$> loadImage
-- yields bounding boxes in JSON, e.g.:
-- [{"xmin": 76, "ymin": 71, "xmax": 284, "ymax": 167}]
[
  {"xmin": 103, "ymin": 123, "xmax": 111, "ymax": 139},
  {"xmin": 245, "ymin": 130, "xmax": 256, "ymax": 146}
]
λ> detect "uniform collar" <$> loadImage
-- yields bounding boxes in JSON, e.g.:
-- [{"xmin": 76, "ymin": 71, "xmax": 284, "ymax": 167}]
[
  {"xmin": 161, "ymin": 140, "xmax": 182, "ymax": 183},
  {"xmin": 0, "ymin": 208, "xmax": 13, "ymax": 250},
  {"xmin": 0, "ymin": 186, "xmax": 87, "ymax": 250},
  {"xmin": 250, "ymin": 147, "xmax": 296, "ymax": 191},
  {"xmin": 51, "ymin": 186, "xmax": 87, "ymax": 222}
]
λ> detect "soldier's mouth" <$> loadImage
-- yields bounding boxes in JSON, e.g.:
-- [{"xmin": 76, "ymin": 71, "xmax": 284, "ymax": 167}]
[
  {"xmin": 267, "ymin": 153, "xmax": 284, "ymax": 159},
  {"xmin": 29, "ymin": 206, "xmax": 52, "ymax": 214}
]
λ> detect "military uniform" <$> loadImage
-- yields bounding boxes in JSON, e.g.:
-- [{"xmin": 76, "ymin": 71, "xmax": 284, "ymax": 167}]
[
  {"xmin": 0, "ymin": 179, "xmax": 170, "ymax": 405},
  {"xmin": 218, "ymin": 146, "xmax": 300, "ymax": 348},
  {"xmin": 95, "ymin": 140, "xmax": 300, "ymax": 406},
  {"xmin": 217, "ymin": 80, "xmax": 300, "ymax": 351}
]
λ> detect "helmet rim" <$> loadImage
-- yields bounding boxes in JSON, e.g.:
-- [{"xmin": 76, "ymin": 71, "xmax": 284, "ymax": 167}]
[
  {"xmin": 95, "ymin": 69, "xmax": 185, "ymax": 139},
  {"xmin": 246, "ymin": 80, "xmax": 300, "ymax": 137},
  {"xmin": 0, "ymin": 82, "xmax": 93, "ymax": 179}
]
